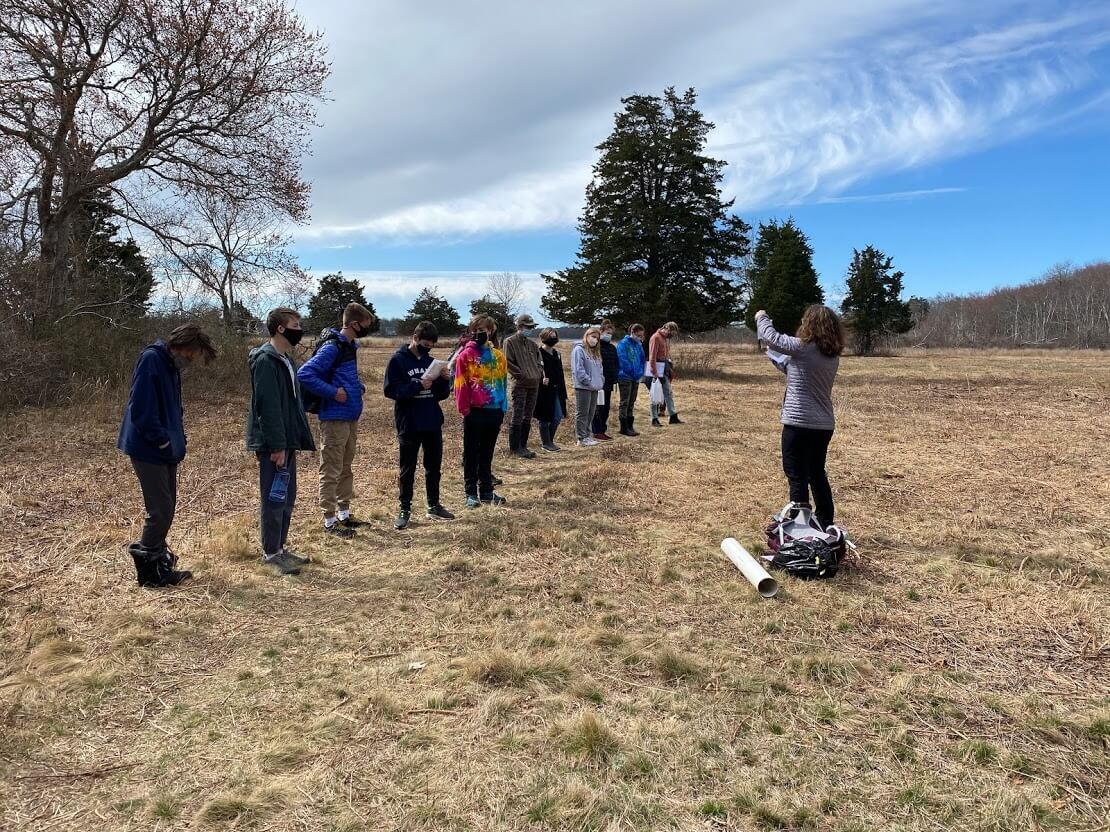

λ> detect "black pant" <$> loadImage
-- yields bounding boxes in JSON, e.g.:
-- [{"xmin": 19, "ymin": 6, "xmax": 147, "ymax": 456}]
[
  {"xmin": 258, "ymin": 451, "xmax": 297, "ymax": 556},
  {"xmin": 398, "ymin": 430, "xmax": 443, "ymax": 510},
  {"xmin": 131, "ymin": 459, "xmax": 177, "ymax": 551},
  {"xmin": 781, "ymin": 425, "xmax": 834, "ymax": 528},
  {"xmin": 592, "ymin": 383, "xmax": 614, "ymax": 433},
  {"xmin": 462, "ymin": 408, "xmax": 503, "ymax": 498}
]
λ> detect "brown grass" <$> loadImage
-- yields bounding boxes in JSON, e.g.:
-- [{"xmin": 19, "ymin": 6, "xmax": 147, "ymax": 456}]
[{"xmin": 0, "ymin": 344, "xmax": 1107, "ymax": 830}]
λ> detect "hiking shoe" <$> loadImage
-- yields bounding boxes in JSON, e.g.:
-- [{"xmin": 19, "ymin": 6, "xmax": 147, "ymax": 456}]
[
  {"xmin": 427, "ymin": 504, "xmax": 455, "ymax": 521},
  {"xmin": 480, "ymin": 492, "xmax": 507, "ymax": 506},
  {"xmin": 282, "ymin": 550, "xmax": 311, "ymax": 566},
  {"xmin": 465, "ymin": 495, "xmax": 481, "ymax": 509},
  {"xmin": 541, "ymin": 441, "xmax": 560, "ymax": 452},
  {"xmin": 651, "ymin": 418, "xmax": 663, "ymax": 428},
  {"xmin": 324, "ymin": 522, "xmax": 356, "ymax": 539},
  {"xmin": 338, "ymin": 515, "xmax": 367, "ymax": 528},
  {"xmin": 394, "ymin": 509, "xmax": 411, "ymax": 530},
  {"xmin": 261, "ymin": 552, "xmax": 301, "ymax": 576},
  {"xmin": 669, "ymin": 413, "xmax": 683, "ymax": 424}
]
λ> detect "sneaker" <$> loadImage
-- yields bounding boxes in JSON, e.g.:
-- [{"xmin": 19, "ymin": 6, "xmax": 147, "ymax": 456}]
[
  {"xmin": 394, "ymin": 509, "xmax": 411, "ymax": 530},
  {"xmin": 514, "ymin": 447, "xmax": 537, "ymax": 459},
  {"xmin": 651, "ymin": 418, "xmax": 663, "ymax": 428},
  {"xmin": 480, "ymin": 492, "xmax": 507, "ymax": 506},
  {"xmin": 261, "ymin": 552, "xmax": 301, "ymax": 576},
  {"xmin": 596, "ymin": 433, "xmax": 614, "ymax": 441},
  {"xmin": 465, "ymin": 495, "xmax": 482, "ymax": 509},
  {"xmin": 338, "ymin": 515, "xmax": 367, "ymax": 529},
  {"xmin": 426, "ymin": 504, "xmax": 456, "ymax": 521},
  {"xmin": 282, "ymin": 549, "xmax": 311, "ymax": 566},
  {"xmin": 324, "ymin": 522, "xmax": 356, "ymax": 539},
  {"xmin": 541, "ymin": 442, "xmax": 560, "ymax": 452}
]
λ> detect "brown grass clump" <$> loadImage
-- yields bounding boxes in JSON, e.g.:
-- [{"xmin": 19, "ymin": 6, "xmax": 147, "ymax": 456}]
[
  {"xmin": 555, "ymin": 711, "xmax": 620, "ymax": 762},
  {"xmin": 456, "ymin": 649, "xmax": 573, "ymax": 689},
  {"xmin": 195, "ymin": 784, "xmax": 290, "ymax": 826},
  {"xmin": 652, "ymin": 645, "xmax": 704, "ymax": 683}
]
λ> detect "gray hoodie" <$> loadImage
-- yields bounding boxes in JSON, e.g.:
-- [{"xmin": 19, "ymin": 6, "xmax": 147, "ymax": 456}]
[
  {"xmin": 756, "ymin": 313, "xmax": 838, "ymax": 430},
  {"xmin": 570, "ymin": 342, "xmax": 604, "ymax": 391}
]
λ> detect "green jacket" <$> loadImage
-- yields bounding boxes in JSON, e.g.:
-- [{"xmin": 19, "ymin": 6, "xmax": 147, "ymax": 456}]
[{"xmin": 245, "ymin": 343, "xmax": 316, "ymax": 453}]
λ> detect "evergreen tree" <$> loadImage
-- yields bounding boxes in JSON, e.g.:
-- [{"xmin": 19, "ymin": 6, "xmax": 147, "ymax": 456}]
[
  {"xmin": 400, "ymin": 287, "xmax": 462, "ymax": 336},
  {"xmin": 841, "ymin": 246, "xmax": 913, "ymax": 355},
  {"xmin": 70, "ymin": 187, "xmax": 155, "ymax": 319},
  {"xmin": 468, "ymin": 296, "xmax": 513, "ymax": 341},
  {"xmin": 229, "ymin": 299, "xmax": 261, "ymax": 334},
  {"xmin": 542, "ymin": 87, "xmax": 750, "ymax": 333},
  {"xmin": 744, "ymin": 219, "xmax": 823, "ymax": 335},
  {"xmin": 305, "ymin": 272, "xmax": 378, "ymax": 334}
]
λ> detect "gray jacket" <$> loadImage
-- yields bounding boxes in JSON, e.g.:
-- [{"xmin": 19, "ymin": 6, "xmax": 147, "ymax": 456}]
[
  {"xmin": 570, "ymin": 343, "xmax": 604, "ymax": 391},
  {"xmin": 757, "ymin": 313, "xmax": 838, "ymax": 430}
]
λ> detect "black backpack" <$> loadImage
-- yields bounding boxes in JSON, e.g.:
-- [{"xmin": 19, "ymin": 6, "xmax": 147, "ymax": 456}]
[{"xmin": 302, "ymin": 330, "xmax": 356, "ymax": 415}]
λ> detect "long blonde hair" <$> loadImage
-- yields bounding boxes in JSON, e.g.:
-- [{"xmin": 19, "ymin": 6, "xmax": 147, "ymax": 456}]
[
  {"xmin": 580, "ymin": 326, "xmax": 601, "ymax": 358},
  {"xmin": 796, "ymin": 305, "xmax": 846, "ymax": 357}
]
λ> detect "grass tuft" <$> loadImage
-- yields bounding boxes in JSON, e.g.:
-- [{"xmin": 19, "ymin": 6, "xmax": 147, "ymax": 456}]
[
  {"xmin": 653, "ymin": 646, "xmax": 704, "ymax": 683},
  {"xmin": 456, "ymin": 649, "xmax": 572, "ymax": 689},
  {"xmin": 556, "ymin": 711, "xmax": 620, "ymax": 762}
]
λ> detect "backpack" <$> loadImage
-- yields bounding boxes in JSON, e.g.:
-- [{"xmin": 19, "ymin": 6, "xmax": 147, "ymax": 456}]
[
  {"xmin": 764, "ymin": 502, "xmax": 855, "ymax": 580},
  {"xmin": 302, "ymin": 329, "xmax": 356, "ymax": 415}
]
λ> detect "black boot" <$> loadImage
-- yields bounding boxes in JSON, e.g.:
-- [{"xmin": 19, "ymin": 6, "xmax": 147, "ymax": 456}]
[
  {"xmin": 618, "ymin": 417, "xmax": 633, "ymax": 437},
  {"xmin": 517, "ymin": 422, "xmax": 537, "ymax": 458},
  {"xmin": 540, "ymin": 423, "xmax": 559, "ymax": 452},
  {"xmin": 669, "ymin": 413, "xmax": 683, "ymax": 425},
  {"xmin": 507, "ymin": 424, "xmax": 520, "ymax": 454},
  {"xmin": 130, "ymin": 544, "xmax": 192, "ymax": 588},
  {"xmin": 627, "ymin": 415, "xmax": 640, "ymax": 437}
]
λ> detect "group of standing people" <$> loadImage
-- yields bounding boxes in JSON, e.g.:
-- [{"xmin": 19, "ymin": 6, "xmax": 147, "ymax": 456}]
[{"xmin": 116, "ymin": 300, "xmax": 845, "ymax": 587}]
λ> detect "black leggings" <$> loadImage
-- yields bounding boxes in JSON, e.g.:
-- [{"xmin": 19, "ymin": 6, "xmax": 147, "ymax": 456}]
[{"xmin": 781, "ymin": 425, "xmax": 834, "ymax": 529}]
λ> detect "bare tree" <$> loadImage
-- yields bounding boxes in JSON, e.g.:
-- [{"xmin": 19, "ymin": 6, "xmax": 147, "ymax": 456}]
[
  {"xmin": 486, "ymin": 271, "xmax": 526, "ymax": 318},
  {"xmin": 0, "ymin": 0, "xmax": 328, "ymax": 332}
]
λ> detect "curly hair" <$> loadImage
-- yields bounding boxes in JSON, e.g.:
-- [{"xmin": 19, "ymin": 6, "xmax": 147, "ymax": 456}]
[{"xmin": 796, "ymin": 305, "xmax": 846, "ymax": 357}]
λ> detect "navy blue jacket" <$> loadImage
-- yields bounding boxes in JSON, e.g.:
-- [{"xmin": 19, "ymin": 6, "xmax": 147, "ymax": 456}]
[
  {"xmin": 296, "ymin": 329, "xmax": 364, "ymax": 421},
  {"xmin": 383, "ymin": 345, "xmax": 452, "ymax": 434},
  {"xmin": 117, "ymin": 341, "xmax": 186, "ymax": 465}
]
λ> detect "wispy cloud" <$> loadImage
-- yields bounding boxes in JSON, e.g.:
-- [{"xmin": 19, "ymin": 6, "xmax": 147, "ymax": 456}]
[
  {"xmin": 296, "ymin": 0, "xmax": 1110, "ymax": 242},
  {"xmin": 816, "ymin": 187, "xmax": 967, "ymax": 205}
]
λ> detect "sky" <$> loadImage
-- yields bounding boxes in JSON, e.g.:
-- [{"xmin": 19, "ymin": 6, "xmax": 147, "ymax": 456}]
[{"xmin": 288, "ymin": 0, "xmax": 1110, "ymax": 322}]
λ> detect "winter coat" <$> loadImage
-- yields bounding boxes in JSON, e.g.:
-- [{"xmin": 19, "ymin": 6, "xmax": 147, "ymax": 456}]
[
  {"xmin": 117, "ymin": 340, "xmax": 186, "ymax": 465},
  {"xmin": 245, "ymin": 343, "xmax": 316, "ymax": 453},
  {"xmin": 453, "ymin": 340, "xmax": 509, "ymax": 416},
  {"xmin": 598, "ymin": 339, "xmax": 620, "ymax": 387},
  {"xmin": 296, "ymin": 329, "xmax": 365, "ymax": 421},
  {"xmin": 534, "ymin": 346, "xmax": 568, "ymax": 422},
  {"xmin": 570, "ymin": 343, "xmax": 604, "ymax": 391},
  {"xmin": 383, "ymin": 344, "xmax": 452, "ymax": 434},
  {"xmin": 502, "ymin": 331, "xmax": 544, "ymax": 388},
  {"xmin": 616, "ymin": 335, "xmax": 646, "ymax": 382}
]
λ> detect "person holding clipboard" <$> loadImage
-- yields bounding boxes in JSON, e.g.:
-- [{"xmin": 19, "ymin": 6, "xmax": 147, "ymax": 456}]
[
  {"xmin": 384, "ymin": 321, "xmax": 456, "ymax": 530},
  {"xmin": 646, "ymin": 321, "xmax": 682, "ymax": 427}
]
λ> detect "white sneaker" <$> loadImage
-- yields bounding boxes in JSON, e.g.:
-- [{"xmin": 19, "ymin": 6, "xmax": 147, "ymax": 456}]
[{"xmin": 577, "ymin": 437, "xmax": 598, "ymax": 447}]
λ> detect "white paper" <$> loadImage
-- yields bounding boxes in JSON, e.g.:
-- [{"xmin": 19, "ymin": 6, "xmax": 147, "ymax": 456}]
[
  {"xmin": 424, "ymin": 359, "xmax": 448, "ymax": 380},
  {"xmin": 766, "ymin": 349, "xmax": 790, "ymax": 372},
  {"xmin": 597, "ymin": 389, "xmax": 605, "ymax": 405}
]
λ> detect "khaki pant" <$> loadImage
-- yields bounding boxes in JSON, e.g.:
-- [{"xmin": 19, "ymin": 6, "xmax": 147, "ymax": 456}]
[{"xmin": 318, "ymin": 420, "xmax": 358, "ymax": 518}]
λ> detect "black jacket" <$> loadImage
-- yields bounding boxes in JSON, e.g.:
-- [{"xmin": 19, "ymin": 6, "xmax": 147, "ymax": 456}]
[
  {"xmin": 599, "ymin": 339, "xmax": 620, "ymax": 387},
  {"xmin": 534, "ymin": 346, "xmax": 568, "ymax": 423},
  {"xmin": 383, "ymin": 345, "xmax": 452, "ymax": 434}
]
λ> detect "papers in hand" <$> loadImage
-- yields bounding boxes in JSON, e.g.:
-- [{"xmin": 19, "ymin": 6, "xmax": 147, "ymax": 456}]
[
  {"xmin": 423, "ymin": 359, "xmax": 448, "ymax": 380},
  {"xmin": 766, "ymin": 349, "xmax": 790, "ymax": 373}
]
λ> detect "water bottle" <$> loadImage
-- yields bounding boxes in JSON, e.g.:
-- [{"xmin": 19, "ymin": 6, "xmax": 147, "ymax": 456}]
[{"xmin": 268, "ymin": 466, "xmax": 290, "ymax": 504}]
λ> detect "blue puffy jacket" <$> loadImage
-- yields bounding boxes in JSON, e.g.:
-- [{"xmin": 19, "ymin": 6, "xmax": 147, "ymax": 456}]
[
  {"xmin": 296, "ymin": 329, "xmax": 365, "ymax": 421},
  {"xmin": 616, "ymin": 334, "xmax": 646, "ymax": 382},
  {"xmin": 117, "ymin": 340, "xmax": 186, "ymax": 465}
]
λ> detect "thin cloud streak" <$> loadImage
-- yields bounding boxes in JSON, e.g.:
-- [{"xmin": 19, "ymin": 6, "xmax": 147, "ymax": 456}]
[{"xmin": 816, "ymin": 187, "xmax": 968, "ymax": 205}]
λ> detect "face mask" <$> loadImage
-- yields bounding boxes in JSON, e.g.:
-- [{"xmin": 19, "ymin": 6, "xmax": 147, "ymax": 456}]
[
  {"xmin": 281, "ymin": 326, "xmax": 303, "ymax": 346},
  {"xmin": 172, "ymin": 354, "xmax": 191, "ymax": 371},
  {"xmin": 474, "ymin": 331, "xmax": 488, "ymax": 346},
  {"xmin": 416, "ymin": 344, "xmax": 431, "ymax": 356},
  {"xmin": 601, "ymin": 332, "xmax": 612, "ymax": 342},
  {"xmin": 542, "ymin": 338, "xmax": 558, "ymax": 347},
  {"xmin": 355, "ymin": 322, "xmax": 370, "ymax": 337}
]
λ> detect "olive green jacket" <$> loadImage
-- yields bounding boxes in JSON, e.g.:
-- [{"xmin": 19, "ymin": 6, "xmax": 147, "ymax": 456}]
[{"xmin": 245, "ymin": 343, "xmax": 316, "ymax": 453}]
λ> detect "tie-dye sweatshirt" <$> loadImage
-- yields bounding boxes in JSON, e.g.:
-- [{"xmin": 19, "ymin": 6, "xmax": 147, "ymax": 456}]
[{"xmin": 453, "ymin": 341, "xmax": 509, "ymax": 416}]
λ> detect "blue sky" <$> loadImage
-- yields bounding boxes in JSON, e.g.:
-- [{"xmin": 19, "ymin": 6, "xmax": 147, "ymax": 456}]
[{"xmin": 290, "ymin": 0, "xmax": 1110, "ymax": 322}]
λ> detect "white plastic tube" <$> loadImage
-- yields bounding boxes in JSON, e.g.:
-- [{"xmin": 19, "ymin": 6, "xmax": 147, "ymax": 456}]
[{"xmin": 721, "ymin": 538, "xmax": 779, "ymax": 598}]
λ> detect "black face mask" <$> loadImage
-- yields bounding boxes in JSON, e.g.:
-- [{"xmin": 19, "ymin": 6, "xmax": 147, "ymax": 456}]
[
  {"xmin": 282, "ymin": 327, "xmax": 304, "ymax": 347},
  {"xmin": 473, "ymin": 331, "xmax": 488, "ymax": 346},
  {"xmin": 416, "ymin": 344, "xmax": 431, "ymax": 356},
  {"xmin": 542, "ymin": 338, "xmax": 558, "ymax": 347}
]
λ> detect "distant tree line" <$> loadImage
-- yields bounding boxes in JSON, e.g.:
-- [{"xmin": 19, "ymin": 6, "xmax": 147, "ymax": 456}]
[{"xmin": 905, "ymin": 263, "xmax": 1110, "ymax": 349}]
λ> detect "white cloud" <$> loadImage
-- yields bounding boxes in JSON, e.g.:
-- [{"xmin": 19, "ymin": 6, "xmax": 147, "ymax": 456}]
[
  {"xmin": 816, "ymin": 187, "xmax": 967, "ymax": 205},
  {"xmin": 294, "ymin": 0, "xmax": 1109, "ymax": 241}
]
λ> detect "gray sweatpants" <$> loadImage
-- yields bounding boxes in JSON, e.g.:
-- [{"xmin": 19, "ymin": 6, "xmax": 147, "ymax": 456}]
[
  {"xmin": 258, "ymin": 451, "xmax": 297, "ymax": 557},
  {"xmin": 574, "ymin": 388, "xmax": 598, "ymax": 441}
]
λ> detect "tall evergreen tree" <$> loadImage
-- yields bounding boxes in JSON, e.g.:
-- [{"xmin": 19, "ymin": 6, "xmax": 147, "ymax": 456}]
[
  {"xmin": 305, "ymin": 272, "xmax": 378, "ymax": 334},
  {"xmin": 542, "ymin": 87, "xmax": 750, "ymax": 332},
  {"xmin": 841, "ymin": 246, "xmax": 912, "ymax": 355},
  {"xmin": 468, "ymin": 296, "xmax": 513, "ymax": 340},
  {"xmin": 744, "ymin": 219, "xmax": 823, "ymax": 334},
  {"xmin": 69, "ymin": 187, "xmax": 155, "ymax": 320},
  {"xmin": 401, "ymin": 287, "xmax": 462, "ymax": 336}
]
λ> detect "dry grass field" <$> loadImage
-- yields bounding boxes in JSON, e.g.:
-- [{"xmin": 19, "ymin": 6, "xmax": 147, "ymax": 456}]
[{"xmin": 1, "ymin": 343, "xmax": 1107, "ymax": 831}]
